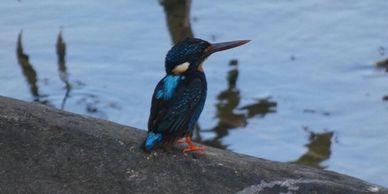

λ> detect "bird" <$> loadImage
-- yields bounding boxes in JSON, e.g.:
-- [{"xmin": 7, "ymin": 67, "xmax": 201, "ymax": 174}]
[{"xmin": 143, "ymin": 37, "xmax": 249, "ymax": 153}]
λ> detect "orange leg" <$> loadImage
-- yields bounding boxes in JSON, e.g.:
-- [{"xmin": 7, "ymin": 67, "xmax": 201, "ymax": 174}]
[{"xmin": 183, "ymin": 136, "xmax": 205, "ymax": 153}]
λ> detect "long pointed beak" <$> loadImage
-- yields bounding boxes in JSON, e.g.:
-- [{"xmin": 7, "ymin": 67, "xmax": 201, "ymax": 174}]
[{"xmin": 206, "ymin": 40, "xmax": 250, "ymax": 55}]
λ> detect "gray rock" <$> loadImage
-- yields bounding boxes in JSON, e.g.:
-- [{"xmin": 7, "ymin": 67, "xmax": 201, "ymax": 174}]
[{"xmin": 0, "ymin": 96, "xmax": 386, "ymax": 194}]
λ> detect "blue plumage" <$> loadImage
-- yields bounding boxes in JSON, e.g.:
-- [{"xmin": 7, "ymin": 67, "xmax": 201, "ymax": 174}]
[
  {"xmin": 155, "ymin": 75, "xmax": 184, "ymax": 100},
  {"xmin": 144, "ymin": 38, "xmax": 249, "ymax": 152},
  {"xmin": 144, "ymin": 132, "xmax": 162, "ymax": 151}
]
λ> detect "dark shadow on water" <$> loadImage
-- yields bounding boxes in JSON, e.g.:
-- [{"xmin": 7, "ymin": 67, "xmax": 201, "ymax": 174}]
[
  {"xmin": 56, "ymin": 29, "xmax": 72, "ymax": 110},
  {"xmin": 239, "ymin": 98, "xmax": 277, "ymax": 119},
  {"xmin": 75, "ymin": 93, "xmax": 107, "ymax": 117},
  {"xmin": 375, "ymin": 57, "xmax": 388, "ymax": 102},
  {"xmin": 55, "ymin": 29, "xmax": 110, "ymax": 117},
  {"xmin": 376, "ymin": 57, "xmax": 388, "ymax": 72},
  {"xmin": 16, "ymin": 30, "xmax": 109, "ymax": 117},
  {"xmin": 303, "ymin": 109, "xmax": 331, "ymax": 117},
  {"xmin": 194, "ymin": 60, "xmax": 277, "ymax": 149},
  {"xmin": 55, "ymin": 30, "xmax": 108, "ymax": 116},
  {"xmin": 160, "ymin": 0, "xmax": 193, "ymax": 44},
  {"xmin": 292, "ymin": 127, "xmax": 334, "ymax": 169},
  {"xmin": 16, "ymin": 31, "xmax": 50, "ymax": 105}
]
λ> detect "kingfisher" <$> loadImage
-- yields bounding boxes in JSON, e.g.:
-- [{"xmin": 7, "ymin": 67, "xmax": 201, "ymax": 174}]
[{"xmin": 144, "ymin": 38, "xmax": 249, "ymax": 153}]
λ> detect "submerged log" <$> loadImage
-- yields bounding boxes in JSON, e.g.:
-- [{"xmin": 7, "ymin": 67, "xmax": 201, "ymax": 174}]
[{"xmin": 0, "ymin": 96, "xmax": 386, "ymax": 194}]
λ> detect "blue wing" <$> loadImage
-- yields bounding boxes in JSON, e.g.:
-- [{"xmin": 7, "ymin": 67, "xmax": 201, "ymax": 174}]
[{"xmin": 148, "ymin": 77, "xmax": 205, "ymax": 143}]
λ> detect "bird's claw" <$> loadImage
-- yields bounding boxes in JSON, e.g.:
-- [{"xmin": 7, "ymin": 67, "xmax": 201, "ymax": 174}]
[{"xmin": 183, "ymin": 145, "xmax": 206, "ymax": 153}]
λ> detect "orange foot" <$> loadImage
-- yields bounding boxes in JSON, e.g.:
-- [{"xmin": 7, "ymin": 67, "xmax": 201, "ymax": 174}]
[
  {"xmin": 183, "ymin": 145, "xmax": 206, "ymax": 153},
  {"xmin": 183, "ymin": 136, "xmax": 206, "ymax": 153}
]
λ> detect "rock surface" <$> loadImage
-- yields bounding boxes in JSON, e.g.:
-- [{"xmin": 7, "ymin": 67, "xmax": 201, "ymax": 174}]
[{"xmin": 0, "ymin": 96, "xmax": 386, "ymax": 194}]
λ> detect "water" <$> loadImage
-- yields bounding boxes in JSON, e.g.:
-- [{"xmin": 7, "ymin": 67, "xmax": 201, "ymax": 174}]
[{"xmin": 1, "ymin": 0, "xmax": 387, "ymax": 187}]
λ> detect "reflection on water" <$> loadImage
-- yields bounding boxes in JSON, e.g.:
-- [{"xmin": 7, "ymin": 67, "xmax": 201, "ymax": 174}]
[
  {"xmin": 16, "ymin": 31, "xmax": 49, "ymax": 105},
  {"xmin": 376, "ymin": 58, "xmax": 388, "ymax": 72},
  {"xmin": 239, "ymin": 98, "xmax": 277, "ymax": 119},
  {"xmin": 15, "ymin": 29, "xmax": 109, "ymax": 117},
  {"xmin": 293, "ymin": 128, "xmax": 334, "ymax": 169},
  {"xmin": 196, "ymin": 60, "xmax": 245, "ymax": 148},
  {"xmin": 375, "ymin": 58, "xmax": 388, "ymax": 101},
  {"xmin": 294, "ymin": 128, "xmax": 334, "ymax": 168},
  {"xmin": 76, "ymin": 93, "xmax": 105, "ymax": 115},
  {"xmin": 193, "ymin": 60, "xmax": 277, "ymax": 149},
  {"xmin": 303, "ymin": 109, "xmax": 331, "ymax": 117},
  {"xmin": 378, "ymin": 46, "xmax": 385, "ymax": 56},
  {"xmin": 56, "ymin": 29, "xmax": 71, "ymax": 110},
  {"xmin": 160, "ymin": 0, "xmax": 193, "ymax": 44}
]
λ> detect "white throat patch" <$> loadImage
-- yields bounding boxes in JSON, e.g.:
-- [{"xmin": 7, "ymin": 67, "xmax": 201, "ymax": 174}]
[{"xmin": 172, "ymin": 62, "xmax": 190, "ymax": 74}]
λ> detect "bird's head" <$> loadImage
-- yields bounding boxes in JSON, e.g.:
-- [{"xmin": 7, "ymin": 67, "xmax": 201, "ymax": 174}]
[{"xmin": 165, "ymin": 38, "xmax": 249, "ymax": 75}]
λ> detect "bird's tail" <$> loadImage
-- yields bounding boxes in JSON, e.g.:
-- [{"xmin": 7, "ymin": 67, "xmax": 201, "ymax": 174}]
[{"xmin": 143, "ymin": 132, "xmax": 162, "ymax": 151}]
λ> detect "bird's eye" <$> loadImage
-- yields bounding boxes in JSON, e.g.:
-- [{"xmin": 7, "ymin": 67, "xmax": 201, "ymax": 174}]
[{"xmin": 172, "ymin": 62, "xmax": 190, "ymax": 74}]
